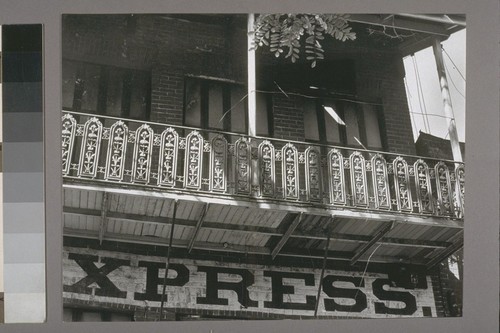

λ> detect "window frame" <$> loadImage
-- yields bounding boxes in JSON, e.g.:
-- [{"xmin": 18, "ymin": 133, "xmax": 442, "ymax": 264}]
[
  {"xmin": 62, "ymin": 59, "xmax": 152, "ymax": 121},
  {"xmin": 183, "ymin": 76, "xmax": 271, "ymax": 135},
  {"xmin": 306, "ymin": 98, "xmax": 387, "ymax": 151}
]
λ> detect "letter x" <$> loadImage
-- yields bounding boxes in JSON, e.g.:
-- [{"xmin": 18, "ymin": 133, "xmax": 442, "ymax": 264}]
[{"xmin": 64, "ymin": 253, "xmax": 128, "ymax": 299}]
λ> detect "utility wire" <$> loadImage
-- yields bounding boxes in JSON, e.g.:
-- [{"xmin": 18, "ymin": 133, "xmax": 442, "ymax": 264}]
[
  {"xmin": 344, "ymin": 241, "xmax": 383, "ymax": 319},
  {"xmin": 411, "ymin": 55, "xmax": 430, "ymax": 133},
  {"xmin": 444, "ymin": 60, "xmax": 466, "ymax": 100},
  {"xmin": 218, "ymin": 88, "xmax": 384, "ymax": 124},
  {"xmin": 409, "ymin": 111, "xmax": 453, "ymax": 120},
  {"xmin": 442, "ymin": 46, "xmax": 466, "ymax": 82},
  {"xmin": 413, "ymin": 55, "xmax": 432, "ymax": 132},
  {"xmin": 404, "ymin": 76, "xmax": 419, "ymax": 137}
]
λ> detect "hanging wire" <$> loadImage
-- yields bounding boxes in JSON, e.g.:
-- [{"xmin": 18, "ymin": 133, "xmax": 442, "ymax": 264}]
[
  {"xmin": 409, "ymin": 112, "xmax": 453, "ymax": 120},
  {"xmin": 442, "ymin": 46, "xmax": 466, "ymax": 82},
  {"xmin": 411, "ymin": 55, "xmax": 430, "ymax": 133},
  {"xmin": 444, "ymin": 60, "xmax": 466, "ymax": 100},
  {"xmin": 343, "ymin": 242, "xmax": 383, "ymax": 319},
  {"xmin": 218, "ymin": 89, "xmax": 384, "ymax": 124},
  {"xmin": 358, "ymin": 243, "xmax": 383, "ymax": 286},
  {"xmin": 404, "ymin": 76, "xmax": 419, "ymax": 137},
  {"xmin": 413, "ymin": 55, "xmax": 432, "ymax": 132}
]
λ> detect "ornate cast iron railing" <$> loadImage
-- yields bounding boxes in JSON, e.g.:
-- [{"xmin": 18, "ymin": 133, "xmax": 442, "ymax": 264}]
[{"xmin": 62, "ymin": 111, "xmax": 465, "ymax": 219}]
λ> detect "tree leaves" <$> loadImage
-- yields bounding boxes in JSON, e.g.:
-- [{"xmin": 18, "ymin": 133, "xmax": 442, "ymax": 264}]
[{"xmin": 252, "ymin": 14, "xmax": 356, "ymax": 67}]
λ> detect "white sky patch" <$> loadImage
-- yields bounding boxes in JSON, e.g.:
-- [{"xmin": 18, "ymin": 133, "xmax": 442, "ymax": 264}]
[{"xmin": 403, "ymin": 29, "xmax": 466, "ymax": 142}]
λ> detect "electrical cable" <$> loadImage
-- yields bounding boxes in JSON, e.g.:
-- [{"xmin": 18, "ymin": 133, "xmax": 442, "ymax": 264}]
[
  {"xmin": 411, "ymin": 56, "xmax": 429, "ymax": 133},
  {"xmin": 412, "ymin": 55, "xmax": 431, "ymax": 133},
  {"xmin": 444, "ymin": 60, "xmax": 466, "ymax": 100},
  {"xmin": 404, "ymin": 76, "xmax": 419, "ymax": 137},
  {"xmin": 442, "ymin": 46, "xmax": 466, "ymax": 82},
  {"xmin": 343, "ymin": 242, "xmax": 383, "ymax": 319}
]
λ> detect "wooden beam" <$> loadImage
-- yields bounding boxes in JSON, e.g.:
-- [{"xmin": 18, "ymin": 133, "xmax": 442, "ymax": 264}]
[
  {"xmin": 63, "ymin": 206, "xmax": 453, "ymax": 249},
  {"xmin": 348, "ymin": 14, "xmax": 450, "ymax": 36},
  {"xmin": 63, "ymin": 227, "xmax": 270, "ymax": 256},
  {"xmin": 426, "ymin": 239, "xmax": 464, "ymax": 270},
  {"xmin": 271, "ymin": 213, "xmax": 303, "ymax": 259},
  {"xmin": 98, "ymin": 192, "xmax": 110, "ymax": 245},
  {"xmin": 350, "ymin": 222, "xmax": 395, "ymax": 265},
  {"xmin": 397, "ymin": 14, "xmax": 466, "ymax": 27},
  {"xmin": 399, "ymin": 35, "xmax": 438, "ymax": 57},
  {"xmin": 64, "ymin": 227, "xmax": 424, "ymax": 265},
  {"xmin": 187, "ymin": 203, "xmax": 209, "ymax": 253},
  {"xmin": 63, "ymin": 184, "xmax": 464, "ymax": 229}
]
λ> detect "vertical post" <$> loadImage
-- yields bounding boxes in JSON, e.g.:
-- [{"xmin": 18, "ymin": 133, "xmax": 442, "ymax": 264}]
[
  {"xmin": 247, "ymin": 14, "xmax": 257, "ymax": 137},
  {"xmin": 159, "ymin": 199, "xmax": 178, "ymax": 321},
  {"xmin": 314, "ymin": 233, "xmax": 331, "ymax": 317},
  {"xmin": 432, "ymin": 38, "xmax": 463, "ymax": 163}
]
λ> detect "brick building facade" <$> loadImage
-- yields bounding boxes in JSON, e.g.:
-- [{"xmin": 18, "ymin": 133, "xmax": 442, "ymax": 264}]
[{"xmin": 61, "ymin": 14, "xmax": 465, "ymax": 321}]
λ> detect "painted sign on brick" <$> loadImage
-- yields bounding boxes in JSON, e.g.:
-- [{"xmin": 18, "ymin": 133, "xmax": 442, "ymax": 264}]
[{"xmin": 63, "ymin": 247, "xmax": 437, "ymax": 318}]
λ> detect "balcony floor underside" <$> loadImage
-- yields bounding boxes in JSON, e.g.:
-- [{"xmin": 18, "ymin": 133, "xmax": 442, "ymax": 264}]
[{"xmin": 62, "ymin": 183, "xmax": 463, "ymax": 269}]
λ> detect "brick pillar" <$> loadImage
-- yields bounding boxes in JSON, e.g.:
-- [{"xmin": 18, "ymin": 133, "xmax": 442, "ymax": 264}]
[{"xmin": 150, "ymin": 65, "xmax": 185, "ymax": 125}]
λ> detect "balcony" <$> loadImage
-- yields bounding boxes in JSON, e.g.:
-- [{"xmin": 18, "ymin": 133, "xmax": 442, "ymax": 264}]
[
  {"xmin": 62, "ymin": 111, "xmax": 464, "ymax": 266},
  {"xmin": 62, "ymin": 111, "xmax": 464, "ymax": 220}
]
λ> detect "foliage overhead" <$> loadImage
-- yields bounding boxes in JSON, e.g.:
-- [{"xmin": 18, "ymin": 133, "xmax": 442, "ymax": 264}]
[{"xmin": 251, "ymin": 14, "xmax": 356, "ymax": 68}]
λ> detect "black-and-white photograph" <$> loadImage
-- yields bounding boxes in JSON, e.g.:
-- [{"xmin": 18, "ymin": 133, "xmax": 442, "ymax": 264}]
[{"xmin": 61, "ymin": 14, "xmax": 465, "ymax": 322}]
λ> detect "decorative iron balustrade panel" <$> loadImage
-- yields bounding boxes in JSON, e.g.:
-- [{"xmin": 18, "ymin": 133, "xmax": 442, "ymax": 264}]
[
  {"xmin": 235, "ymin": 138, "xmax": 252, "ymax": 195},
  {"xmin": 393, "ymin": 157, "xmax": 413, "ymax": 212},
  {"xmin": 413, "ymin": 160, "xmax": 434, "ymax": 214},
  {"xmin": 282, "ymin": 143, "xmax": 300, "ymax": 201},
  {"xmin": 210, "ymin": 135, "xmax": 228, "ymax": 192},
  {"xmin": 61, "ymin": 111, "xmax": 465, "ymax": 219},
  {"xmin": 158, "ymin": 128, "xmax": 179, "ymax": 187},
  {"xmin": 371, "ymin": 154, "xmax": 391, "ymax": 210},
  {"xmin": 327, "ymin": 149, "xmax": 346, "ymax": 205},
  {"xmin": 105, "ymin": 121, "xmax": 128, "ymax": 181},
  {"xmin": 349, "ymin": 152, "xmax": 368, "ymax": 207},
  {"xmin": 61, "ymin": 113, "xmax": 77, "ymax": 175},
  {"xmin": 184, "ymin": 131, "xmax": 204, "ymax": 190},
  {"xmin": 77, "ymin": 117, "xmax": 103, "ymax": 178},
  {"xmin": 435, "ymin": 162, "xmax": 453, "ymax": 216},
  {"xmin": 305, "ymin": 147, "xmax": 322, "ymax": 202},
  {"xmin": 454, "ymin": 164, "xmax": 465, "ymax": 217},
  {"xmin": 258, "ymin": 140, "xmax": 275, "ymax": 197},
  {"xmin": 132, "ymin": 124, "xmax": 154, "ymax": 184}
]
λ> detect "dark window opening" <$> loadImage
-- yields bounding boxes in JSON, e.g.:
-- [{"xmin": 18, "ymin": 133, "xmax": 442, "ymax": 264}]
[
  {"xmin": 62, "ymin": 59, "xmax": 151, "ymax": 120},
  {"xmin": 184, "ymin": 77, "xmax": 270, "ymax": 136},
  {"xmin": 304, "ymin": 99, "xmax": 385, "ymax": 150},
  {"xmin": 260, "ymin": 59, "xmax": 357, "ymax": 97}
]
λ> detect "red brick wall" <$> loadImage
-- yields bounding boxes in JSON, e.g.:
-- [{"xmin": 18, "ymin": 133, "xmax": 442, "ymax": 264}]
[
  {"xmin": 63, "ymin": 14, "xmax": 416, "ymax": 154},
  {"xmin": 63, "ymin": 15, "xmax": 246, "ymax": 125},
  {"xmin": 356, "ymin": 51, "xmax": 416, "ymax": 155},
  {"xmin": 272, "ymin": 94, "xmax": 305, "ymax": 141}
]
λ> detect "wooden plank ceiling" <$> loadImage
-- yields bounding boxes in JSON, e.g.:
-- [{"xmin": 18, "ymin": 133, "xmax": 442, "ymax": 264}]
[{"xmin": 63, "ymin": 187, "xmax": 463, "ymax": 268}]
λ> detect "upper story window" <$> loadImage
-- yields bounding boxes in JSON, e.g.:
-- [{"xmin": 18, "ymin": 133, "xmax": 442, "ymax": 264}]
[
  {"xmin": 303, "ymin": 98, "xmax": 384, "ymax": 150},
  {"xmin": 62, "ymin": 59, "xmax": 151, "ymax": 120},
  {"xmin": 184, "ymin": 77, "xmax": 270, "ymax": 136}
]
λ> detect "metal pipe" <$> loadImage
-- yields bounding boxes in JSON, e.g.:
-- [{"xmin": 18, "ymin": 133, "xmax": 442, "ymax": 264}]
[{"xmin": 432, "ymin": 38, "xmax": 463, "ymax": 163}]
